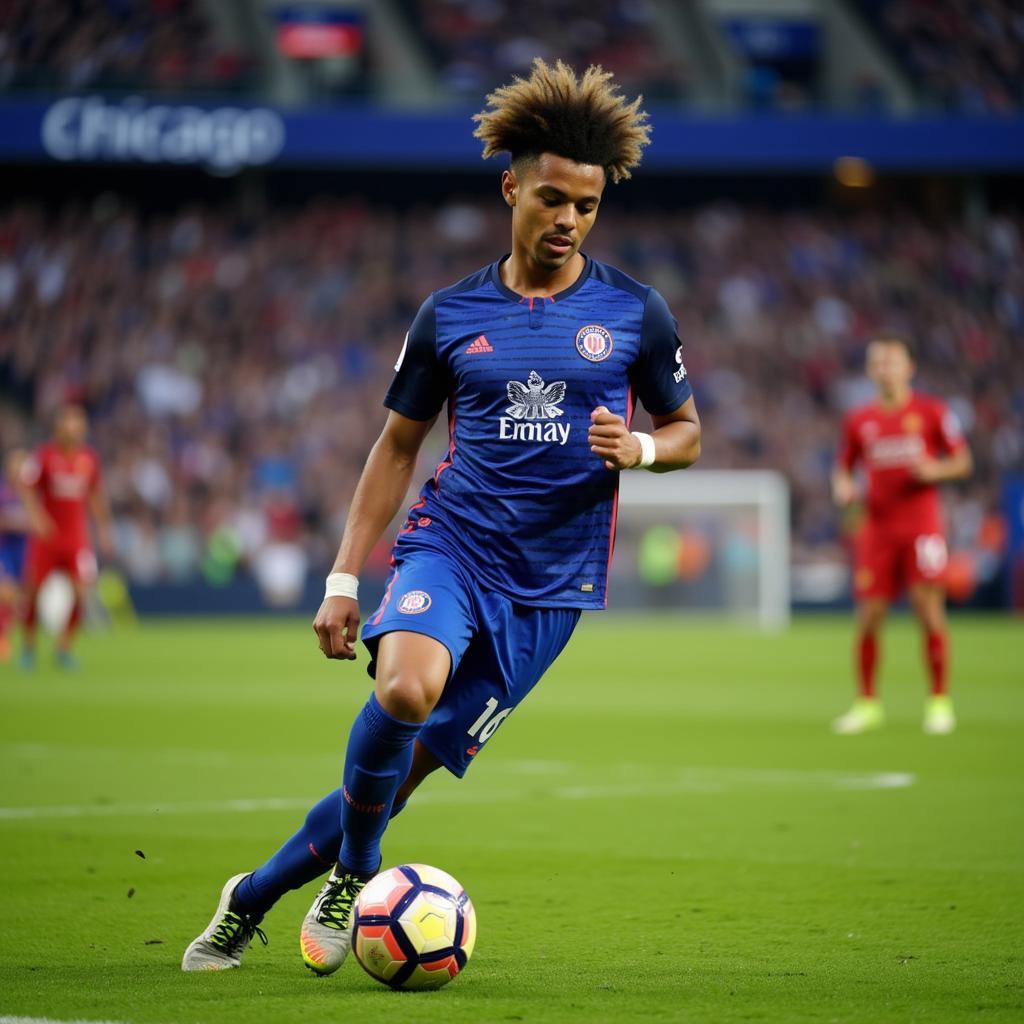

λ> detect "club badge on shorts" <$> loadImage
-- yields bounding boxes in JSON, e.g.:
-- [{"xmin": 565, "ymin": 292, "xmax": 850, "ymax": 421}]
[
  {"xmin": 397, "ymin": 590, "xmax": 432, "ymax": 614},
  {"xmin": 575, "ymin": 324, "xmax": 613, "ymax": 362}
]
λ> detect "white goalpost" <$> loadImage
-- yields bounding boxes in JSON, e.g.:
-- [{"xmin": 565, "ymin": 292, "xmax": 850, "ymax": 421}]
[{"xmin": 613, "ymin": 470, "xmax": 791, "ymax": 631}]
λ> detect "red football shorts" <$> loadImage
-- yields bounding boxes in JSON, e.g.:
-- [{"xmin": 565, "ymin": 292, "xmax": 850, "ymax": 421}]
[
  {"xmin": 854, "ymin": 521, "xmax": 948, "ymax": 600},
  {"xmin": 24, "ymin": 538, "xmax": 97, "ymax": 588}
]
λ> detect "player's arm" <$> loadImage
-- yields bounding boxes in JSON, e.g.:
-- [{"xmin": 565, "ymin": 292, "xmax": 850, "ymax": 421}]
[
  {"xmin": 13, "ymin": 455, "xmax": 53, "ymax": 538},
  {"xmin": 591, "ymin": 288, "xmax": 700, "ymax": 472},
  {"xmin": 831, "ymin": 467, "xmax": 857, "ymax": 508},
  {"xmin": 912, "ymin": 446, "xmax": 972, "ymax": 484},
  {"xmin": 88, "ymin": 481, "xmax": 115, "ymax": 558},
  {"xmin": 314, "ymin": 411, "xmax": 436, "ymax": 661},
  {"xmin": 588, "ymin": 398, "xmax": 701, "ymax": 472},
  {"xmin": 912, "ymin": 405, "xmax": 973, "ymax": 484},
  {"xmin": 315, "ymin": 295, "xmax": 447, "ymax": 662},
  {"xmin": 832, "ymin": 413, "xmax": 860, "ymax": 507}
]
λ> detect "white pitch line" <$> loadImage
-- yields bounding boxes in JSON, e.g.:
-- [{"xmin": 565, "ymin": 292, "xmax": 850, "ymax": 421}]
[
  {"xmin": 0, "ymin": 1017, "xmax": 130, "ymax": 1024},
  {"xmin": 0, "ymin": 769, "xmax": 914, "ymax": 821}
]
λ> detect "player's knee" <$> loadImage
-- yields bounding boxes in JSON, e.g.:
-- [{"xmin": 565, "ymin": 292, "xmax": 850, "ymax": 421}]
[
  {"xmin": 859, "ymin": 607, "xmax": 884, "ymax": 632},
  {"xmin": 919, "ymin": 606, "xmax": 945, "ymax": 632},
  {"xmin": 376, "ymin": 671, "xmax": 440, "ymax": 723}
]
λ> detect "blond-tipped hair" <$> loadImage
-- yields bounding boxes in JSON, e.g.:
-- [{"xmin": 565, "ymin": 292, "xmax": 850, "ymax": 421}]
[{"xmin": 472, "ymin": 59, "xmax": 651, "ymax": 183}]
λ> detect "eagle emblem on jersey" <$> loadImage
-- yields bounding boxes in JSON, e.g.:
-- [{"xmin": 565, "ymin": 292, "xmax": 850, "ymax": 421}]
[{"xmin": 506, "ymin": 371, "xmax": 566, "ymax": 420}]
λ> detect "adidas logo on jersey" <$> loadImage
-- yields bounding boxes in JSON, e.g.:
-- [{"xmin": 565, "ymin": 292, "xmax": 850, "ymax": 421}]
[
  {"xmin": 465, "ymin": 334, "xmax": 493, "ymax": 354},
  {"xmin": 499, "ymin": 371, "xmax": 571, "ymax": 446}
]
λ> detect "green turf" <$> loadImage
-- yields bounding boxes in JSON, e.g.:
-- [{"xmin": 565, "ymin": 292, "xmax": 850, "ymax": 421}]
[{"xmin": 1, "ymin": 614, "xmax": 1022, "ymax": 1024}]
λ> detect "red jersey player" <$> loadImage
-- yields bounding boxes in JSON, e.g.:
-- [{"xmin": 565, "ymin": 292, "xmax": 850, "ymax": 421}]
[
  {"xmin": 16, "ymin": 404, "xmax": 113, "ymax": 669},
  {"xmin": 831, "ymin": 336, "xmax": 972, "ymax": 735}
]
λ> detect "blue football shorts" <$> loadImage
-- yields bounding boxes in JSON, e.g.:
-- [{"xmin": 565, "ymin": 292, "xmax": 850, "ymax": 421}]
[
  {"xmin": 0, "ymin": 534, "xmax": 26, "ymax": 582},
  {"xmin": 360, "ymin": 549, "xmax": 581, "ymax": 777}
]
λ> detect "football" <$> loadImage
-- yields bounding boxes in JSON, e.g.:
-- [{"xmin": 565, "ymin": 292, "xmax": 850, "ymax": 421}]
[{"xmin": 351, "ymin": 863, "xmax": 476, "ymax": 990}]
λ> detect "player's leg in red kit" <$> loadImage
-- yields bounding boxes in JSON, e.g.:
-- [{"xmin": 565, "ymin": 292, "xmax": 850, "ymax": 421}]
[
  {"xmin": 834, "ymin": 524, "xmax": 891, "ymax": 734},
  {"xmin": 19, "ymin": 539, "xmax": 51, "ymax": 670},
  {"xmin": 54, "ymin": 548, "xmax": 97, "ymax": 669},
  {"xmin": 0, "ymin": 577, "xmax": 18, "ymax": 662},
  {"xmin": 832, "ymin": 596, "xmax": 888, "ymax": 734},
  {"xmin": 909, "ymin": 582, "xmax": 956, "ymax": 734},
  {"xmin": 855, "ymin": 597, "xmax": 887, "ymax": 699}
]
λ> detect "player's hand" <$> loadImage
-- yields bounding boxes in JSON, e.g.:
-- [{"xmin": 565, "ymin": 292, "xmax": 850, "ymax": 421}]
[
  {"xmin": 832, "ymin": 475, "xmax": 857, "ymax": 507},
  {"xmin": 28, "ymin": 508, "xmax": 55, "ymax": 538},
  {"xmin": 313, "ymin": 596, "xmax": 360, "ymax": 661},
  {"xmin": 588, "ymin": 406, "xmax": 642, "ymax": 471},
  {"xmin": 911, "ymin": 457, "xmax": 940, "ymax": 483}
]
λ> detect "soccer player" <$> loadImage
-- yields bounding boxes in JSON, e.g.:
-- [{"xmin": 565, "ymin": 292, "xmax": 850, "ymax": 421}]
[
  {"xmin": 16, "ymin": 404, "xmax": 113, "ymax": 669},
  {"xmin": 0, "ymin": 449, "xmax": 30, "ymax": 662},
  {"xmin": 182, "ymin": 60, "xmax": 701, "ymax": 974},
  {"xmin": 831, "ymin": 335, "xmax": 971, "ymax": 736}
]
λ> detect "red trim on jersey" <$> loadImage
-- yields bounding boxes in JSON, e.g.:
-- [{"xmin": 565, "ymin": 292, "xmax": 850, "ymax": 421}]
[
  {"xmin": 433, "ymin": 395, "xmax": 457, "ymax": 485},
  {"xmin": 398, "ymin": 499, "xmax": 427, "ymax": 536},
  {"xmin": 370, "ymin": 567, "xmax": 400, "ymax": 626},
  {"xmin": 605, "ymin": 488, "xmax": 619, "ymax": 609},
  {"xmin": 603, "ymin": 385, "xmax": 633, "ymax": 606}
]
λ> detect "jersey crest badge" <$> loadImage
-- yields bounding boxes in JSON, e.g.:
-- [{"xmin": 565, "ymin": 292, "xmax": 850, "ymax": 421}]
[
  {"xmin": 901, "ymin": 411, "xmax": 924, "ymax": 433},
  {"xmin": 505, "ymin": 371, "xmax": 566, "ymax": 420},
  {"xmin": 397, "ymin": 590, "xmax": 431, "ymax": 614},
  {"xmin": 575, "ymin": 324, "xmax": 613, "ymax": 362}
]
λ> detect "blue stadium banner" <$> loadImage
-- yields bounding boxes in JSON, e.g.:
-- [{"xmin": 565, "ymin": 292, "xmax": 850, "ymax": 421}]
[
  {"xmin": 722, "ymin": 18, "xmax": 820, "ymax": 60},
  {"xmin": 1003, "ymin": 475, "xmax": 1024, "ymax": 610},
  {"xmin": 0, "ymin": 96, "xmax": 1022, "ymax": 173}
]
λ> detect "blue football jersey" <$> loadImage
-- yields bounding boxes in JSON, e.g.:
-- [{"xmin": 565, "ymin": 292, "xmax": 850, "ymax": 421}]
[{"xmin": 383, "ymin": 255, "xmax": 693, "ymax": 609}]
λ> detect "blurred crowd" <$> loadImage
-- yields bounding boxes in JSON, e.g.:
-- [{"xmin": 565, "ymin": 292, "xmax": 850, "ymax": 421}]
[
  {"xmin": 858, "ymin": 0, "xmax": 1024, "ymax": 114},
  {"xmin": 399, "ymin": 0, "xmax": 689, "ymax": 101},
  {"xmin": 0, "ymin": 0, "xmax": 254, "ymax": 94},
  {"xmin": 0, "ymin": 194, "xmax": 1019, "ymax": 597},
  {"xmin": 4, "ymin": 0, "xmax": 1024, "ymax": 117}
]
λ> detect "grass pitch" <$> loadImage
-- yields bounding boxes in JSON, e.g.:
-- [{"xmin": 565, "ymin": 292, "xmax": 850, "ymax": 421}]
[{"xmin": 1, "ymin": 614, "xmax": 1022, "ymax": 1024}]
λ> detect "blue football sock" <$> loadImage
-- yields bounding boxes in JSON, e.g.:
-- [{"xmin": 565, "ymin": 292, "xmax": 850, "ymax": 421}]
[
  {"xmin": 338, "ymin": 693, "xmax": 422, "ymax": 875},
  {"xmin": 233, "ymin": 789, "xmax": 342, "ymax": 916}
]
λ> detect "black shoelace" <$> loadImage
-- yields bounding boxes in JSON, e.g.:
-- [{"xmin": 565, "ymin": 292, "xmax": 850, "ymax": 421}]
[
  {"xmin": 317, "ymin": 876, "xmax": 364, "ymax": 931},
  {"xmin": 209, "ymin": 910, "xmax": 268, "ymax": 955}
]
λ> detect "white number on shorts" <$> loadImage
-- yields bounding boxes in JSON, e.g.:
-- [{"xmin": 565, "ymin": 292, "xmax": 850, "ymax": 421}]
[
  {"xmin": 467, "ymin": 697, "xmax": 512, "ymax": 742},
  {"xmin": 915, "ymin": 534, "xmax": 948, "ymax": 576}
]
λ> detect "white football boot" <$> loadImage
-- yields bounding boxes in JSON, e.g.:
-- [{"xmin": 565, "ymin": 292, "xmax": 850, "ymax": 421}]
[
  {"xmin": 182, "ymin": 873, "xmax": 266, "ymax": 971},
  {"xmin": 923, "ymin": 695, "xmax": 956, "ymax": 735},
  {"xmin": 831, "ymin": 698, "xmax": 885, "ymax": 735},
  {"xmin": 300, "ymin": 868, "xmax": 372, "ymax": 975}
]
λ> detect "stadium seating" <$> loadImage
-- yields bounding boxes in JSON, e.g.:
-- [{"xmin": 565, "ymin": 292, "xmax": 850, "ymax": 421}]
[
  {"xmin": 855, "ymin": 0, "xmax": 1024, "ymax": 113},
  {"xmin": 0, "ymin": 198, "xmax": 1016, "ymax": 589}
]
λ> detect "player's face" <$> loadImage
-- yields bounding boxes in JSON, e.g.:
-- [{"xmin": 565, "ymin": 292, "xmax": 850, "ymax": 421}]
[
  {"xmin": 55, "ymin": 407, "xmax": 88, "ymax": 446},
  {"xmin": 504, "ymin": 153, "xmax": 606, "ymax": 273},
  {"xmin": 866, "ymin": 341, "xmax": 914, "ymax": 397}
]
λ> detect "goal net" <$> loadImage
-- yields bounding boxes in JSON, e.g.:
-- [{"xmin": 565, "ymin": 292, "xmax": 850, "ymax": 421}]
[{"xmin": 611, "ymin": 470, "xmax": 791, "ymax": 631}]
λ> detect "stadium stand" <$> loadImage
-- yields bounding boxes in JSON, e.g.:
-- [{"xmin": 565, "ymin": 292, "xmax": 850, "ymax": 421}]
[
  {"xmin": 0, "ymin": 196, "xmax": 1017, "ymax": 595},
  {"xmin": 0, "ymin": 0, "xmax": 256, "ymax": 94},
  {"xmin": 395, "ymin": 0, "xmax": 690, "ymax": 101},
  {"xmin": 854, "ymin": 0, "xmax": 1024, "ymax": 113}
]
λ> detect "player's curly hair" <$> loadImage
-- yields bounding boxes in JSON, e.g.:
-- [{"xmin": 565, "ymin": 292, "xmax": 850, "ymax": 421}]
[{"xmin": 472, "ymin": 59, "xmax": 651, "ymax": 184}]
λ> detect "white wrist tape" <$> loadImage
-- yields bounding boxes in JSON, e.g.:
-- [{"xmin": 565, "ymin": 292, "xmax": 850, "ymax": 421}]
[
  {"xmin": 630, "ymin": 431, "xmax": 656, "ymax": 469},
  {"xmin": 324, "ymin": 572, "xmax": 359, "ymax": 601}
]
